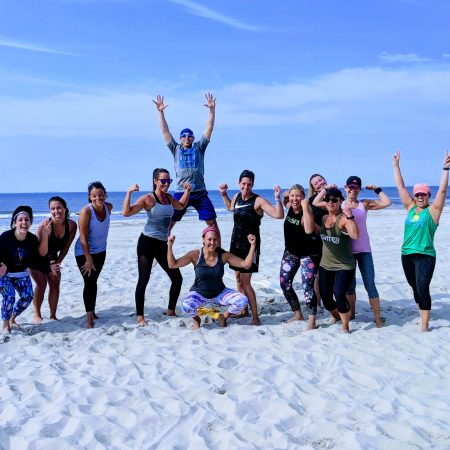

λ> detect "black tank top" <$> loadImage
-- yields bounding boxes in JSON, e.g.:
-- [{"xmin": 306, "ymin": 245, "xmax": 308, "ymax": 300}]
[
  {"xmin": 47, "ymin": 220, "xmax": 70, "ymax": 261},
  {"xmin": 284, "ymin": 207, "xmax": 322, "ymax": 257},
  {"xmin": 190, "ymin": 248, "xmax": 226, "ymax": 298},
  {"xmin": 233, "ymin": 193, "xmax": 261, "ymax": 233}
]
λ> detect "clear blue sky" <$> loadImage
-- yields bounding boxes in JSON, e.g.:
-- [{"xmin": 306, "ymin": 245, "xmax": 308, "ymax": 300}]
[{"xmin": 1, "ymin": 0, "xmax": 449, "ymax": 192}]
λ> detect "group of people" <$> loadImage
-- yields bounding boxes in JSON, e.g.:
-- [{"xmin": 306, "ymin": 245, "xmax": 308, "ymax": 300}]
[{"xmin": 1, "ymin": 94, "xmax": 449, "ymax": 333}]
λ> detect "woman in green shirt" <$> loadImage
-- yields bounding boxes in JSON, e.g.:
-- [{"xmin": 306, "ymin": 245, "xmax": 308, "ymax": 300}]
[{"xmin": 393, "ymin": 150, "xmax": 450, "ymax": 332}]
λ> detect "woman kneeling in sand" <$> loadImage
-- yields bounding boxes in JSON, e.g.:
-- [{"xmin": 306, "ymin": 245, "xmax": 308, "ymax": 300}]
[{"xmin": 167, "ymin": 226, "xmax": 256, "ymax": 330}]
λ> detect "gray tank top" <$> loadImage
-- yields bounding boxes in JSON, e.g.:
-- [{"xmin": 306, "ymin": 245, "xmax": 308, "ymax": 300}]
[
  {"xmin": 190, "ymin": 248, "xmax": 226, "ymax": 298},
  {"xmin": 74, "ymin": 203, "xmax": 110, "ymax": 256},
  {"xmin": 319, "ymin": 214, "xmax": 355, "ymax": 270},
  {"xmin": 142, "ymin": 193, "xmax": 173, "ymax": 241}
]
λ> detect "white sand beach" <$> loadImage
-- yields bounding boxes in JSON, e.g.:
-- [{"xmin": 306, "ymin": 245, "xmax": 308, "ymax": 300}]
[{"xmin": 1, "ymin": 210, "xmax": 450, "ymax": 450}]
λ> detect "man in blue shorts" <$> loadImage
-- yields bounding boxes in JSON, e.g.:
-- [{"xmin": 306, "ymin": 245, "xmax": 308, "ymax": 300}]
[{"xmin": 153, "ymin": 93, "xmax": 218, "ymax": 233}]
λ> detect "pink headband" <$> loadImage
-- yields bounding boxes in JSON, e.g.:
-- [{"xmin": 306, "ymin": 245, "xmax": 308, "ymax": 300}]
[{"xmin": 202, "ymin": 225, "xmax": 219, "ymax": 237}]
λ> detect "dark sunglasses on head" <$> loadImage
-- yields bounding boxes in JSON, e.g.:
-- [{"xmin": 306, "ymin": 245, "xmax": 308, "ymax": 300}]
[
  {"xmin": 180, "ymin": 134, "xmax": 194, "ymax": 139},
  {"xmin": 324, "ymin": 197, "xmax": 339, "ymax": 203},
  {"xmin": 158, "ymin": 178, "xmax": 173, "ymax": 185}
]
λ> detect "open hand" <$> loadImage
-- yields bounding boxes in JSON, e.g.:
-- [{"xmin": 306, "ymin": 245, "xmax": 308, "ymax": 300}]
[
  {"xmin": 153, "ymin": 94, "xmax": 168, "ymax": 112},
  {"xmin": 204, "ymin": 92, "xmax": 216, "ymax": 110}
]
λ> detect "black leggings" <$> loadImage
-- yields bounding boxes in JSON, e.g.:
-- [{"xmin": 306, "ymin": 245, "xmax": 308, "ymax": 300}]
[
  {"xmin": 136, "ymin": 234, "xmax": 182, "ymax": 316},
  {"xmin": 401, "ymin": 253, "xmax": 436, "ymax": 310},
  {"xmin": 76, "ymin": 251, "xmax": 106, "ymax": 313},
  {"xmin": 318, "ymin": 266, "xmax": 354, "ymax": 314}
]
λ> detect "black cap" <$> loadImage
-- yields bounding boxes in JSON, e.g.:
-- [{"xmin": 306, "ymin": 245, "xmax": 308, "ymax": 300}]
[
  {"xmin": 345, "ymin": 176, "xmax": 362, "ymax": 188},
  {"xmin": 324, "ymin": 188, "xmax": 344, "ymax": 200}
]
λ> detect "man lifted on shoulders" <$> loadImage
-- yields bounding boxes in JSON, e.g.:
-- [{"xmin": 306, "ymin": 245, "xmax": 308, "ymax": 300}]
[{"xmin": 153, "ymin": 93, "xmax": 219, "ymax": 233}]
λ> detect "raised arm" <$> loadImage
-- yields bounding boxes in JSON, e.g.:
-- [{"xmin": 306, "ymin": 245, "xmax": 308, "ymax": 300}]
[
  {"xmin": 219, "ymin": 183, "xmax": 234, "ymax": 210},
  {"xmin": 257, "ymin": 185, "xmax": 284, "ymax": 219},
  {"xmin": 153, "ymin": 94, "xmax": 174, "ymax": 145},
  {"xmin": 300, "ymin": 198, "xmax": 315, "ymax": 234},
  {"xmin": 340, "ymin": 204, "xmax": 359, "ymax": 240},
  {"xmin": 223, "ymin": 235, "xmax": 256, "ymax": 269},
  {"xmin": 203, "ymin": 92, "xmax": 216, "ymax": 140},
  {"xmin": 430, "ymin": 150, "xmax": 450, "ymax": 221},
  {"xmin": 122, "ymin": 184, "xmax": 153, "ymax": 217},
  {"xmin": 167, "ymin": 235, "xmax": 198, "ymax": 269},
  {"xmin": 312, "ymin": 184, "xmax": 336, "ymax": 210},
  {"xmin": 172, "ymin": 182, "xmax": 192, "ymax": 210},
  {"xmin": 393, "ymin": 150, "xmax": 415, "ymax": 210},
  {"xmin": 363, "ymin": 184, "xmax": 392, "ymax": 211}
]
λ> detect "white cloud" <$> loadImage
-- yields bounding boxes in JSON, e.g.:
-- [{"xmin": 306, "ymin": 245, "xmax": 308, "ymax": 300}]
[
  {"xmin": 0, "ymin": 36, "xmax": 79, "ymax": 56},
  {"xmin": 1, "ymin": 66, "xmax": 450, "ymax": 138},
  {"xmin": 167, "ymin": 0, "xmax": 261, "ymax": 31},
  {"xmin": 379, "ymin": 52, "xmax": 430, "ymax": 64}
]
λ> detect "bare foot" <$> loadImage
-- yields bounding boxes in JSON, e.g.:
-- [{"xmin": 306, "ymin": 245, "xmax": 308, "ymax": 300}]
[
  {"xmin": 49, "ymin": 315, "xmax": 58, "ymax": 321},
  {"xmin": 2, "ymin": 320, "xmax": 10, "ymax": 334},
  {"xmin": 33, "ymin": 316, "xmax": 44, "ymax": 324},
  {"xmin": 166, "ymin": 309, "xmax": 177, "ymax": 317},
  {"xmin": 218, "ymin": 314, "xmax": 227, "ymax": 327},
  {"xmin": 304, "ymin": 316, "xmax": 317, "ymax": 331},
  {"xmin": 375, "ymin": 318, "xmax": 384, "ymax": 328},
  {"xmin": 286, "ymin": 310, "xmax": 304, "ymax": 323},
  {"xmin": 136, "ymin": 316, "xmax": 148, "ymax": 327},
  {"xmin": 420, "ymin": 326, "xmax": 430, "ymax": 333},
  {"xmin": 251, "ymin": 317, "xmax": 261, "ymax": 326},
  {"xmin": 86, "ymin": 313, "xmax": 94, "ymax": 329},
  {"xmin": 9, "ymin": 318, "xmax": 22, "ymax": 330},
  {"xmin": 192, "ymin": 316, "xmax": 201, "ymax": 330}
]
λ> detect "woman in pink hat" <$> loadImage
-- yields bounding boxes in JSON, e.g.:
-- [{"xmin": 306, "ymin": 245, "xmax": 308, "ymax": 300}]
[{"xmin": 393, "ymin": 150, "xmax": 450, "ymax": 331}]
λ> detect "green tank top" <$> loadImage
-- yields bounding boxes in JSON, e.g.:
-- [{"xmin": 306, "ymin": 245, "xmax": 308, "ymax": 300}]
[
  {"xmin": 320, "ymin": 215, "xmax": 355, "ymax": 271},
  {"xmin": 402, "ymin": 207, "xmax": 437, "ymax": 257}
]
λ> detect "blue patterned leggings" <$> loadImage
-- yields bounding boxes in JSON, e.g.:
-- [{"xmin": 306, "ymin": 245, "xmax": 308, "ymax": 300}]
[
  {"xmin": 0, "ymin": 275, "xmax": 34, "ymax": 321},
  {"xmin": 182, "ymin": 288, "xmax": 248, "ymax": 317},
  {"xmin": 279, "ymin": 251, "xmax": 319, "ymax": 316}
]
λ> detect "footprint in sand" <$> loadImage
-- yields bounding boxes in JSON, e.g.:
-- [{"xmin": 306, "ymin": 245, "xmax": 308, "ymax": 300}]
[{"xmin": 218, "ymin": 358, "xmax": 238, "ymax": 369}]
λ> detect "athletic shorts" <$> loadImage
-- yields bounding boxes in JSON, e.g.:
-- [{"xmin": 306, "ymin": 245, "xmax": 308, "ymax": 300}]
[{"xmin": 172, "ymin": 190, "xmax": 217, "ymax": 222}]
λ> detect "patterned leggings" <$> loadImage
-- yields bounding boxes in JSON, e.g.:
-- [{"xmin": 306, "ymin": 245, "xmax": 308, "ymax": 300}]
[
  {"xmin": 0, "ymin": 275, "xmax": 34, "ymax": 321},
  {"xmin": 182, "ymin": 288, "xmax": 248, "ymax": 317},
  {"xmin": 279, "ymin": 251, "xmax": 319, "ymax": 316}
]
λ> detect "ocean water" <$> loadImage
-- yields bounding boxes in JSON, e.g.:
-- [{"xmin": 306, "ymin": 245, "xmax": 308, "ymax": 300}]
[{"xmin": 0, "ymin": 187, "xmax": 447, "ymax": 227}]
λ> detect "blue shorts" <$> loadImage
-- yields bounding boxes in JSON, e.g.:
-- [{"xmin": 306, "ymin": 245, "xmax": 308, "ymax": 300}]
[{"xmin": 172, "ymin": 190, "xmax": 217, "ymax": 222}]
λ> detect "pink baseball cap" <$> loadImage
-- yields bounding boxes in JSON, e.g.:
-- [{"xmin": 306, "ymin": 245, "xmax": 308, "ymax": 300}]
[{"xmin": 413, "ymin": 183, "xmax": 430, "ymax": 196}]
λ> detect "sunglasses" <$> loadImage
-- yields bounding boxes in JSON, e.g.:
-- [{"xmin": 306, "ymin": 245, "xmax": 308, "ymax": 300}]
[
  {"xmin": 346, "ymin": 184, "xmax": 360, "ymax": 190},
  {"xmin": 180, "ymin": 134, "xmax": 194, "ymax": 139},
  {"xmin": 158, "ymin": 178, "xmax": 173, "ymax": 185},
  {"xmin": 324, "ymin": 197, "xmax": 339, "ymax": 203},
  {"xmin": 414, "ymin": 192, "xmax": 428, "ymax": 198}
]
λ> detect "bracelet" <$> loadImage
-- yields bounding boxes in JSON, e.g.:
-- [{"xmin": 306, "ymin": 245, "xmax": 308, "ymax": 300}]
[
  {"xmin": 443, "ymin": 167, "xmax": 450, "ymax": 171},
  {"xmin": 374, "ymin": 187, "xmax": 382, "ymax": 194},
  {"xmin": 345, "ymin": 215, "xmax": 355, "ymax": 220}
]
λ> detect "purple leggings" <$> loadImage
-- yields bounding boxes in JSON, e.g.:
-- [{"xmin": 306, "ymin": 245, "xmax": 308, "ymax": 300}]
[{"xmin": 182, "ymin": 288, "xmax": 248, "ymax": 316}]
